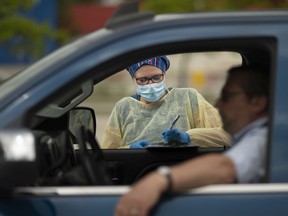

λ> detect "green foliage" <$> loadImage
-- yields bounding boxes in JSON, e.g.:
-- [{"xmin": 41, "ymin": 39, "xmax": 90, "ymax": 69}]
[
  {"xmin": 1, "ymin": 0, "xmax": 35, "ymax": 16},
  {"xmin": 0, "ymin": 0, "xmax": 70, "ymax": 60},
  {"xmin": 142, "ymin": 0, "xmax": 288, "ymax": 13}
]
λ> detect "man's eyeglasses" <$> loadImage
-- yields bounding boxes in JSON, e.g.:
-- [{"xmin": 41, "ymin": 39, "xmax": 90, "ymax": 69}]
[
  {"xmin": 135, "ymin": 74, "xmax": 164, "ymax": 85},
  {"xmin": 219, "ymin": 91, "xmax": 245, "ymax": 102}
]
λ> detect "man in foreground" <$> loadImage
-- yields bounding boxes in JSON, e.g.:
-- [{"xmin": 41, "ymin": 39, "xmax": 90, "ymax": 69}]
[{"xmin": 114, "ymin": 66, "xmax": 269, "ymax": 216}]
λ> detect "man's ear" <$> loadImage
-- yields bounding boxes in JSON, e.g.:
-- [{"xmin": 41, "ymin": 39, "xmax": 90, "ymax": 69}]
[{"xmin": 251, "ymin": 96, "xmax": 268, "ymax": 113}]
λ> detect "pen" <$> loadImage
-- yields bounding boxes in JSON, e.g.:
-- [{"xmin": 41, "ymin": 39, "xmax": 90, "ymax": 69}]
[{"xmin": 169, "ymin": 115, "xmax": 180, "ymax": 129}]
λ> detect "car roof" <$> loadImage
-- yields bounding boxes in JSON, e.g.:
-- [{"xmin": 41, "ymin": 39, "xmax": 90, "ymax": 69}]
[{"xmin": 105, "ymin": 1, "xmax": 288, "ymax": 29}]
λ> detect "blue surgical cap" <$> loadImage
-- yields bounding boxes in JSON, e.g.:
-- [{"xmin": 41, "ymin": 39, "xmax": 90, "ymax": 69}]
[{"xmin": 127, "ymin": 56, "xmax": 170, "ymax": 77}]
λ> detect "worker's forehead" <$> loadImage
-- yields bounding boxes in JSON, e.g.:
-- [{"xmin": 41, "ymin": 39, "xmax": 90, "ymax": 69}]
[{"xmin": 135, "ymin": 65, "xmax": 162, "ymax": 76}]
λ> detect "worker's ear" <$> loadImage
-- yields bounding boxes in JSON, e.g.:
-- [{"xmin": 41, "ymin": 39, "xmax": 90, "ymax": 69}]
[{"xmin": 251, "ymin": 96, "xmax": 268, "ymax": 113}]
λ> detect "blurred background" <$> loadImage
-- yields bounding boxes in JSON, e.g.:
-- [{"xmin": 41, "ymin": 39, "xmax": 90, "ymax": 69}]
[
  {"xmin": 1, "ymin": 0, "xmax": 287, "ymax": 140},
  {"xmin": 1, "ymin": 0, "xmax": 287, "ymax": 80}
]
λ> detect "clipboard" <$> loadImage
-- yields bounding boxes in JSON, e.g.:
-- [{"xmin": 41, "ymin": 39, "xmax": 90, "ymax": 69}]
[{"xmin": 146, "ymin": 142, "xmax": 198, "ymax": 149}]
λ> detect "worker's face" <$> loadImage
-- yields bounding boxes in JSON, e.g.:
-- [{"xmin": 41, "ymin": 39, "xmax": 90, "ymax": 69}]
[
  {"xmin": 133, "ymin": 65, "xmax": 164, "ymax": 86},
  {"xmin": 215, "ymin": 75, "xmax": 257, "ymax": 135}
]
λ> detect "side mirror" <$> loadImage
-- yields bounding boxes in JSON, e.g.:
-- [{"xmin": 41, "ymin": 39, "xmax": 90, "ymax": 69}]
[
  {"xmin": 0, "ymin": 129, "xmax": 37, "ymax": 188},
  {"xmin": 69, "ymin": 107, "xmax": 96, "ymax": 144}
]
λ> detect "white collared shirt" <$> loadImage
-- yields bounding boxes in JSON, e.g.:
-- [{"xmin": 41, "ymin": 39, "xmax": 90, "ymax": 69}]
[{"xmin": 225, "ymin": 117, "xmax": 268, "ymax": 183}]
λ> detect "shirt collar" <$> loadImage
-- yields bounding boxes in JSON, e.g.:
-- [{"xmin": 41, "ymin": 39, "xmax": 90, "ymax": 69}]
[{"xmin": 232, "ymin": 117, "xmax": 268, "ymax": 145}]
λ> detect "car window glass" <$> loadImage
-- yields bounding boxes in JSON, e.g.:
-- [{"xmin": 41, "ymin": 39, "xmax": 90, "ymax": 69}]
[{"xmin": 80, "ymin": 52, "xmax": 242, "ymax": 148}]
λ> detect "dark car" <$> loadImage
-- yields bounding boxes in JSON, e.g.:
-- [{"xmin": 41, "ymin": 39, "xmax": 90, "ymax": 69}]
[{"xmin": 0, "ymin": 1, "xmax": 288, "ymax": 215}]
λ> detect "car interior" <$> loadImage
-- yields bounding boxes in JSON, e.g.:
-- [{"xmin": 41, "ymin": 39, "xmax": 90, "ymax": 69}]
[{"xmin": 19, "ymin": 37, "xmax": 275, "ymax": 187}]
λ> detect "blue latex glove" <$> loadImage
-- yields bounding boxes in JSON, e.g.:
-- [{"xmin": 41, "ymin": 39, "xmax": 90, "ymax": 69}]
[
  {"xmin": 162, "ymin": 128, "xmax": 191, "ymax": 144},
  {"xmin": 130, "ymin": 140, "xmax": 151, "ymax": 148}
]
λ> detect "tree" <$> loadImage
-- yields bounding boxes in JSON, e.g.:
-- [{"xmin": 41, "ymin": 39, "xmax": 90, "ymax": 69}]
[
  {"xmin": 0, "ymin": 0, "xmax": 69, "ymax": 60},
  {"xmin": 141, "ymin": 0, "xmax": 288, "ymax": 13}
]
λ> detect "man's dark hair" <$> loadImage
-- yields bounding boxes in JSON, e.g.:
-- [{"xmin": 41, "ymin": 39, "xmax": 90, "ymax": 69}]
[{"xmin": 228, "ymin": 66, "xmax": 269, "ymax": 100}]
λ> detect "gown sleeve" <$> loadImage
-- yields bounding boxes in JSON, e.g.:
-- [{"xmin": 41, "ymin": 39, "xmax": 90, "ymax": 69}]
[{"xmin": 186, "ymin": 91, "xmax": 231, "ymax": 147}]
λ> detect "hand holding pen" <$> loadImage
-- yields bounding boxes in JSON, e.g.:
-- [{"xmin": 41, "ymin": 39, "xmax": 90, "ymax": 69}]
[
  {"xmin": 169, "ymin": 115, "xmax": 180, "ymax": 129},
  {"xmin": 162, "ymin": 115, "xmax": 191, "ymax": 144}
]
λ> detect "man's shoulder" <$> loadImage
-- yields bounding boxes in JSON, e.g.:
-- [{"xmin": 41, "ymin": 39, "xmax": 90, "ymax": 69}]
[
  {"xmin": 246, "ymin": 124, "xmax": 268, "ymax": 139},
  {"xmin": 244, "ymin": 117, "xmax": 269, "ymax": 136},
  {"xmin": 233, "ymin": 118, "xmax": 268, "ymax": 145}
]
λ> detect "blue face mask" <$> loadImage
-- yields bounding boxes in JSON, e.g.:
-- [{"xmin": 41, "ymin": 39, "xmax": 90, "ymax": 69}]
[{"xmin": 136, "ymin": 80, "xmax": 166, "ymax": 102}]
